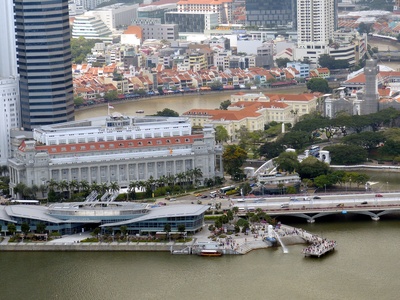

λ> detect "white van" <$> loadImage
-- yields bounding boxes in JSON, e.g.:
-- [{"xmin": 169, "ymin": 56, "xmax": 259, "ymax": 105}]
[{"xmin": 280, "ymin": 203, "xmax": 289, "ymax": 208}]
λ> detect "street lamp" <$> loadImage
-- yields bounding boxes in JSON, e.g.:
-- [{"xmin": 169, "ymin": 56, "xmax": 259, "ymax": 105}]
[{"xmin": 324, "ymin": 184, "xmax": 326, "ymax": 194}]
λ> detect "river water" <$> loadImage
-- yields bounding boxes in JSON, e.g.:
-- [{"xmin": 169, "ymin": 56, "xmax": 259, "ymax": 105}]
[
  {"xmin": 43, "ymin": 91, "xmax": 400, "ymax": 300},
  {"xmin": 2, "ymin": 219, "xmax": 400, "ymax": 300},
  {"xmin": 75, "ymin": 87, "xmax": 307, "ymax": 119}
]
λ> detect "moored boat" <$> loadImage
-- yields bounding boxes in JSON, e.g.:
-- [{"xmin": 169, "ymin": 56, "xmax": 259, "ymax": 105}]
[{"xmin": 199, "ymin": 249, "xmax": 223, "ymax": 257}]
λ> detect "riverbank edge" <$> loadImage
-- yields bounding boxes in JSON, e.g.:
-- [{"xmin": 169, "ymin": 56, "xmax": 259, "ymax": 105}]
[
  {"xmin": 0, "ymin": 236, "xmax": 309, "ymax": 253},
  {"xmin": 0, "ymin": 243, "xmax": 179, "ymax": 252},
  {"xmin": 331, "ymin": 165, "xmax": 400, "ymax": 172}
]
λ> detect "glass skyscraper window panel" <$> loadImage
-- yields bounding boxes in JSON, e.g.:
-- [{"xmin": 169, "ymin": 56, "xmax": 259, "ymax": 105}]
[{"xmin": 14, "ymin": 0, "xmax": 74, "ymax": 130}]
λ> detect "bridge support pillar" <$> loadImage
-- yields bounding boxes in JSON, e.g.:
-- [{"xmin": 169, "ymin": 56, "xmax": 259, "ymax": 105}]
[
  {"xmin": 307, "ymin": 219, "xmax": 315, "ymax": 223},
  {"xmin": 371, "ymin": 216, "xmax": 380, "ymax": 221}
]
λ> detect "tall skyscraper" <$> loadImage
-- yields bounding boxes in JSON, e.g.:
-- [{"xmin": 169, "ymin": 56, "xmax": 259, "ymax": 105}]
[
  {"xmin": 0, "ymin": 0, "xmax": 21, "ymax": 165},
  {"xmin": 297, "ymin": 0, "xmax": 334, "ymax": 46},
  {"xmin": 246, "ymin": 0, "xmax": 296, "ymax": 29},
  {"xmin": 295, "ymin": 0, "xmax": 335, "ymax": 64},
  {"xmin": 14, "ymin": 0, "xmax": 74, "ymax": 130}
]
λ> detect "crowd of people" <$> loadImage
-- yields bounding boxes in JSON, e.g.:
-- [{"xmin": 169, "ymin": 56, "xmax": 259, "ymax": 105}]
[{"xmin": 302, "ymin": 238, "xmax": 337, "ymax": 257}]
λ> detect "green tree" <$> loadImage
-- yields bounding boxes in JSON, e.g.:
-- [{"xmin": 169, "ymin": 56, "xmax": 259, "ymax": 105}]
[
  {"xmin": 120, "ymin": 226, "xmax": 128, "ymax": 236},
  {"xmin": 378, "ymin": 140, "xmax": 400, "ymax": 158},
  {"xmin": 222, "ymin": 145, "xmax": 248, "ymax": 177},
  {"xmin": 177, "ymin": 224, "xmax": 186, "ymax": 232},
  {"xmin": 307, "ymin": 78, "xmax": 330, "ymax": 93},
  {"xmin": 74, "ymin": 97, "xmax": 85, "ymax": 107},
  {"xmin": 104, "ymin": 90, "xmax": 118, "ymax": 102},
  {"xmin": 164, "ymin": 223, "xmax": 171, "ymax": 233},
  {"xmin": 318, "ymin": 54, "xmax": 349, "ymax": 69},
  {"xmin": 219, "ymin": 99, "xmax": 231, "ymax": 110},
  {"xmin": 215, "ymin": 125, "xmax": 229, "ymax": 143},
  {"xmin": 275, "ymin": 58, "xmax": 291, "ymax": 68},
  {"xmin": 36, "ymin": 223, "xmax": 46, "ymax": 234},
  {"xmin": 280, "ymin": 131, "xmax": 310, "ymax": 150},
  {"xmin": 70, "ymin": 37, "xmax": 102, "ymax": 64},
  {"xmin": 342, "ymin": 131, "xmax": 385, "ymax": 150},
  {"xmin": 154, "ymin": 108, "xmax": 179, "ymax": 117},
  {"xmin": 47, "ymin": 189, "xmax": 58, "ymax": 203},
  {"xmin": 259, "ymin": 141, "xmax": 285, "ymax": 159},
  {"xmin": 292, "ymin": 112, "xmax": 329, "ymax": 133},
  {"xmin": 325, "ymin": 144, "xmax": 368, "ymax": 165},
  {"xmin": 358, "ymin": 22, "xmax": 373, "ymax": 34},
  {"xmin": 7, "ymin": 223, "xmax": 16, "ymax": 236},
  {"xmin": 298, "ymin": 156, "xmax": 330, "ymax": 179},
  {"xmin": 210, "ymin": 80, "xmax": 223, "ymax": 90},
  {"xmin": 239, "ymin": 182, "xmax": 252, "ymax": 196},
  {"xmin": 109, "ymin": 181, "xmax": 120, "ymax": 194},
  {"xmin": 274, "ymin": 151, "xmax": 300, "ymax": 173},
  {"xmin": 314, "ymin": 175, "xmax": 333, "ymax": 189},
  {"xmin": 21, "ymin": 223, "xmax": 30, "ymax": 236}
]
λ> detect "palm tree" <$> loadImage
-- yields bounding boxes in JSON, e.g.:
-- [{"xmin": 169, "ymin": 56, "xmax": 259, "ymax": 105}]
[
  {"xmin": 136, "ymin": 180, "xmax": 146, "ymax": 193},
  {"xmin": 192, "ymin": 167, "xmax": 203, "ymax": 186},
  {"xmin": 99, "ymin": 182, "xmax": 109, "ymax": 195},
  {"xmin": 145, "ymin": 176, "xmax": 156, "ymax": 197},
  {"xmin": 175, "ymin": 172, "xmax": 185, "ymax": 188},
  {"xmin": 109, "ymin": 181, "xmax": 120, "ymax": 194},
  {"xmin": 69, "ymin": 180, "xmax": 79, "ymax": 196},
  {"xmin": 14, "ymin": 182, "xmax": 27, "ymax": 199},
  {"xmin": 156, "ymin": 175, "xmax": 167, "ymax": 188},
  {"xmin": 79, "ymin": 180, "xmax": 90, "ymax": 194},
  {"xmin": 31, "ymin": 184, "xmax": 39, "ymax": 199},
  {"xmin": 47, "ymin": 179, "xmax": 59, "ymax": 192},
  {"xmin": 128, "ymin": 181, "xmax": 138, "ymax": 200},
  {"xmin": 38, "ymin": 184, "xmax": 48, "ymax": 199},
  {"xmin": 90, "ymin": 181, "xmax": 101, "ymax": 194},
  {"xmin": 184, "ymin": 169, "xmax": 193, "ymax": 187},
  {"xmin": 166, "ymin": 174, "xmax": 175, "ymax": 187},
  {"xmin": 22, "ymin": 186, "xmax": 33, "ymax": 199},
  {"xmin": 58, "ymin": 180, "xmax": 69, "ymax": 199}
]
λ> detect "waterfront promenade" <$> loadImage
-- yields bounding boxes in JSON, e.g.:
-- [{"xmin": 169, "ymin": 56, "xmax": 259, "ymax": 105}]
[{"xmin": 0, "ymin": 223, "xmax": 322, "ymax": 256}]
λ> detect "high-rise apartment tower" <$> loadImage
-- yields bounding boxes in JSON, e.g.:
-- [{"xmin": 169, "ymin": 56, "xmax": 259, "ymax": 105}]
[
  {"xmin": 14, "ymin": 0, "xmax": 74, "ymax": 130},
  {"xmin": 0, "ymin": 0, "xmax": 21, "ymax": 165}
]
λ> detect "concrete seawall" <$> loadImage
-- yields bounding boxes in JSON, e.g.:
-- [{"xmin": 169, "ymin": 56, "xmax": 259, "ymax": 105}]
[{"xmin": 0, "ymin": 242, "xmax": 180, "ymax": 252}]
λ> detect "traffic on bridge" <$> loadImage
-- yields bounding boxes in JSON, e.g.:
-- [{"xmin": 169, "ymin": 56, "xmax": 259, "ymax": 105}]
[{"xmin": 230, "ymin": 192, "xmax": 400, "ymax": 222}]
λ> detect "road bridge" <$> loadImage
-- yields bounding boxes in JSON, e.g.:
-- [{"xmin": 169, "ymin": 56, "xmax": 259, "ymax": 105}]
[{"xmin": 232, "ymin": 193, "xmax": 400, "ymax": 223}]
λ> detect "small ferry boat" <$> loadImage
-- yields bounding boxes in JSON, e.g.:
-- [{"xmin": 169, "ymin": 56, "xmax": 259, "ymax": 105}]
[
  {"xmin": 136, "ymin": 110, "xmax": 144, "ymax": 113},
  {"xmin": 199, "ymin": 249, "xmax": 222, "ymax": 257}
]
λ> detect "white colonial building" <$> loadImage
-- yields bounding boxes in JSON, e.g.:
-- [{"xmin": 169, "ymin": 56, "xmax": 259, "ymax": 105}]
[{"xmin": 8, "ymin": 114, "xmax": 223, "ymax": 194}]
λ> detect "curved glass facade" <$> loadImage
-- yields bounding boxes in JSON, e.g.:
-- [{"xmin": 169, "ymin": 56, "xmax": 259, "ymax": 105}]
[{"xmin": 14, "ymin": 0, "xmax": 74, "ymax": 129}]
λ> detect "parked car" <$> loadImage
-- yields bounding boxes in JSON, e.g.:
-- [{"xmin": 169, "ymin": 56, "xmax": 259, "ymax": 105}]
[
  {"xmin": 201, "ymin": 195, "xmax": 208, "ymax": 199},
  {"xmin": 375, "ymin": 194, "xmax": 383, "ymax": 197},
  {"xmin": 361, "ymin": 201, "xmax": 368, "ymax": 205},
  {"xmin": 313, "ymin": 196, "xmax": 321, "ymax": 199},
  {"xmin": 290, "ymin": 197, "xmax": 299, "ymax": 201}
]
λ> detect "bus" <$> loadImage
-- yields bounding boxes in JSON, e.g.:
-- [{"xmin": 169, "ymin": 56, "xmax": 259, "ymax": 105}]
[
  {"xmin": 10, "ymin": 200, "xmax": 39, "ymax": 205},
  {"xmin": 309, "ymin": 145, "xmax": 320, "ymax": 156},
  {"xmin": 219, "ymin": 185, "xmax": 236, "ymax": 194}
]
